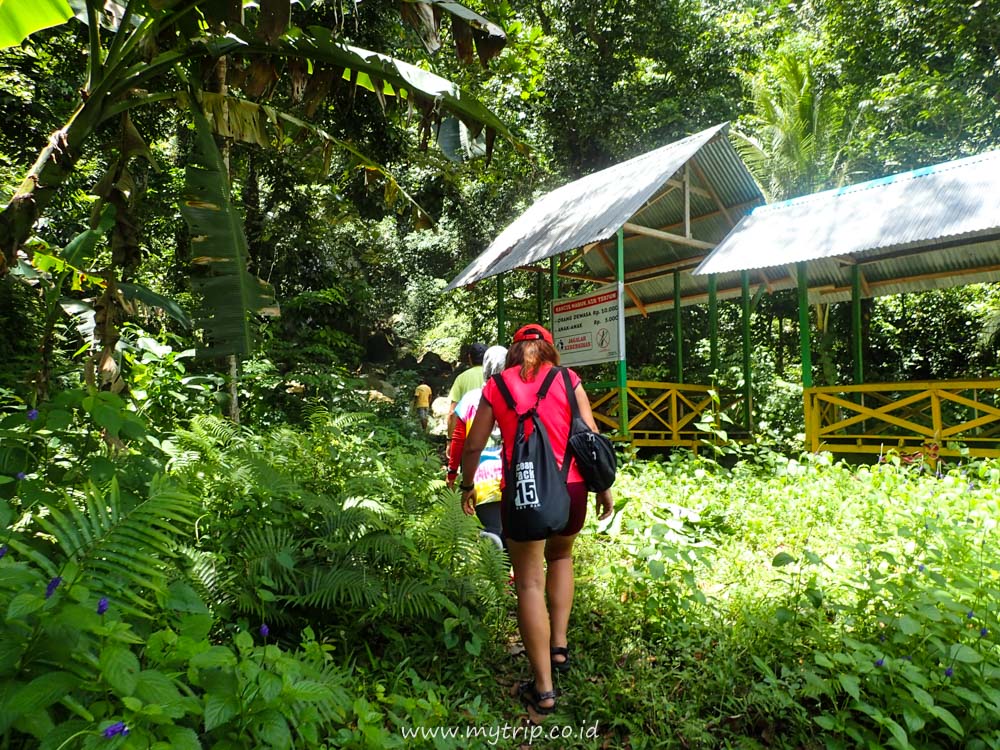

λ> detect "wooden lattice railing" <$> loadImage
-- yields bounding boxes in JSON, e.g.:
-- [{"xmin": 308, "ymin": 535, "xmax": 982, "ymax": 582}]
[
  {"xmin": 804, "ymin": 380, "xmax": 1000, "ymax": 461},
  {"xmin": 588, "ymin": 380, "xmax": 745, "ymax": 448}
]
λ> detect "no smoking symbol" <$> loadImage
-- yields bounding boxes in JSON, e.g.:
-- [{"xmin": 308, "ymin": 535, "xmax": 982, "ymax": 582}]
[{"xmin": 597, "ymin": 328, "xmax": 610, "ymax": 348}]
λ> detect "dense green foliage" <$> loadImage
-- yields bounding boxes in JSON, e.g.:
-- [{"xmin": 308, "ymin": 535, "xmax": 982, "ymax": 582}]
[
  {"xmin": 5, "ymin": 364, "xmax": 1000, "ymax": 747},
  {"xmin": 3, "ymin": 0, "xmax": 1000, "ymax": 747}
]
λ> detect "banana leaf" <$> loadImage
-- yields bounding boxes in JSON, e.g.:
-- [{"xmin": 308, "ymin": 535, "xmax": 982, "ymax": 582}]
[
  {"xmin": 177, "ymin": 91, "xmax": 429, "ymax": 216},
  {"xmin": 180, "ymin": 93, "xmax": 278, "ymax": 358},
  {"xmin": 0, "ymin": 0, "xmax": 74, "ymax": 48},
  {"xmin": 279, "ymin": 28, "xmax": 525, "ymax": 152},
  {"xmin": 117, "ymin": 282, "xmax": 192, "ymax": 329}
]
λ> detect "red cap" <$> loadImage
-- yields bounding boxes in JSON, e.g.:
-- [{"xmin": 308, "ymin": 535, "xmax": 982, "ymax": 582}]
[{"xmin": 512, "ymin": 324, "xmax": 553, "ymax": 344}]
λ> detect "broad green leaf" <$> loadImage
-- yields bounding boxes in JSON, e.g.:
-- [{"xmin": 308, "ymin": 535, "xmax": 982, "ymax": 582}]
[
  {"xmin": 257, "ymin": 672, "xmax": 282, "ymax": 703},
  {"xmin": 814, "ymin": 714, "xmax": 837, "ymax": 730},
  {"xmin": 902, "ymin": 707, "xmax": 926, "ymax": 733},
  {"xmin": 0, "ymin": 672, "xmax": 78, "ymax": 733},
  {"xmin": 92, "ymin": 404, "xmax": 123, "ymax": 437},
  {"xmin": 101, "ymin": 645, "xmax": 141, "ymax": 696},
  {"xmin": 161, "ymin": 726, "xmax": 202, "ymax": 750},
  {"xmin": 190, "ymin": 646, "xmax": 237, "ymax": 669},
  {"xmin": 838, "ymin": 673, "xmax": 860, "ymax": 700},
  {"xmin": 0, "ymin": 0, "xmax": 73, "ymax": 49},
  {"xmin": 772, "ymin": 552, "xmax": 796, "ymax": 567},
  {"xmin": 898, "ymin": 615, "xmax": 921, "ymax": 635},
  {"xmin": 181, "ymin": 92, "xmax": 277, "ymax": 358},
  {"xmin": 204, "ymin": 692, "xmax": 239, "ymax": 732},
  {"xmin": 7, "ymin": 592, "xmax": 45, "ymax": 620},
  {"xmin": 281, "ymin": 28, "xmax": 524, "ymax": 153},
  {"xmin": 286, "ymin": 680, "xmax": 333, "ymax": 702},
  {"xmin": 949, "ymin": 644, "xmax": 983, "ymax": 664},
  {"xmin": 134, "ymin": 670, "xmax": 183, "ymax": 709},
  {"xmin": 879, "ymin": 717, "xmax": 909, "ymax": 749},
  {"xmin": 438, "ymin": 116, "xmax": 488, "ymax": 163},
  {"xmin": 928, "ymin": 704, "xmax": 964, "ymax": 737},
  {"xmin": 118, "ymin": 282, "xmax": 192, "ymax": 329},
  {"xmin": 254, "ymin": 709, "xmax": 291, "ymax": 750},
  {"xmin": 814, "ymin": 652, "xmax": 835, "ymax": 669}
]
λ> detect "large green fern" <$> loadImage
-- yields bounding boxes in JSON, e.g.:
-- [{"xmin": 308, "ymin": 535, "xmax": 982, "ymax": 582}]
[{"xmin": 13, "ymin": 477, "xmax": 198, "ymax": 612}]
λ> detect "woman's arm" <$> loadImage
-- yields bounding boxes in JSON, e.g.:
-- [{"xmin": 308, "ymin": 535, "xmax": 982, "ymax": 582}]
[
  {"xmin": 575, "ymin": 381, "xmax": 615, "ymax": 520},
  {"xmin": 446, "ymin": 416, "xmax": 467, "ymax": 488},
  {"xmin": 459, "ymin": 396, "xmax": 494, "ymax": 516},
  {"xmin": 574, "ymin": 382, "xmax": 601, "ymax": 432}
]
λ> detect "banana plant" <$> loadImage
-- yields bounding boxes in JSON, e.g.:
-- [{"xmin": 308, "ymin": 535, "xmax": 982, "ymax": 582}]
[{"xmin": 0, "ymin": 0, "xmax": 523, "ymax": 356}]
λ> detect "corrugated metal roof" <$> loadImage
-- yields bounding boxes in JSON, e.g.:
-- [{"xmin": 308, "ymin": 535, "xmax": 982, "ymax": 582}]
[
  {"xmin": 694, "ymin": 149, "xmax": 1000, "ymax": 302},
  {"xmin": 446, "ymin": 123, "xmax": 765, "ymax": 294}
]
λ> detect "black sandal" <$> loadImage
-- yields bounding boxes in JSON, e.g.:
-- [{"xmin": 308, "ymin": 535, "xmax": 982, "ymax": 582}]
[
  {"xmin": 551, "ymin": 646, "xmax": 571, "ymax": 673},
  {"xmin": 518, "ymin": 681, "xmax": 557, "ymax": 715}
]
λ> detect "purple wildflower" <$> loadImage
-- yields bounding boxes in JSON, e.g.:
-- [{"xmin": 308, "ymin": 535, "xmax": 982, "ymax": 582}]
[
  {"xmin": 15, "ymin": 472, "xmax": 25, "ymax": 481},
  {"xmin": 0, "ymin": 545, "xmax": 7, "ymax": 560},
  {"xmin": 103, "ymin": 721, "xmax": 129, "ymax": 738},
  {"xmin": 45, "ymin": 576, "xmax": 62, "ymax": 599},
  {"xmin": 97, "ymin": 597, "xmax": 109, "ymax": 615},
  {"xmin": 944, "ymin": 667, "xmax": 954, "ymax": 678},
  {"xmin": 981, "ymin": 627, "xmax": 989, "ymax": 638},
  {"xmin": 26, "ymin": 409, "xmax": 39, "ymax": 421},
  {"xmin": 875, "ymin": 658, "xmax": 884, "ymax": 667},
  {"xmin": 259, "ymin": 623, "xmax": 269, "ymax": 637},
  {"xmin": 918, "ymin": 564, "xmax": 926, "ymax": 573},
  {"xmin": 968, "ymin": 611, "xmax": 975, "ymax": 619}
]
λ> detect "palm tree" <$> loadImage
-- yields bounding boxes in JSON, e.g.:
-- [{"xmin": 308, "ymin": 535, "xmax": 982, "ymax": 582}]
[
  {"xmin": 733, "ymin": 42, "xmax": 860, "ymax": 385},
  {"xmin": 734, "ymin": 47, "xmax": 852, "ymax": 201}
]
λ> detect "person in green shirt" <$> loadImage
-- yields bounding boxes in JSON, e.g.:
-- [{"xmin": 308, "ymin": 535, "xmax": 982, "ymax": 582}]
[{"xmin": 447, "ymin": 342, "xmax": 486, "ymax": 436}]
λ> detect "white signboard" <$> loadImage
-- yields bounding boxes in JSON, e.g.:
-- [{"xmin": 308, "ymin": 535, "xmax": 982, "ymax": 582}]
[{"xmin": 551, "ymin": 283, "xmax": 624, "ymax": 367}]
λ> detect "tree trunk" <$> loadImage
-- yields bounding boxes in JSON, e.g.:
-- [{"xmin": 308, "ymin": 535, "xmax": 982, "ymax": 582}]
[{"xmin": 0, "ymin": 98, "xmax": 105, "ymax": 275}]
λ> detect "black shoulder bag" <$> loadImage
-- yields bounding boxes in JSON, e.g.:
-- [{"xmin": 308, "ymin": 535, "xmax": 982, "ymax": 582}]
[
  {"xmin": 563, "ymin": 369, "xmax": 617, "ymax": 492},
  {"xmin": 491, "ymin": 368, "xmax": 570, "ymax": 542}
]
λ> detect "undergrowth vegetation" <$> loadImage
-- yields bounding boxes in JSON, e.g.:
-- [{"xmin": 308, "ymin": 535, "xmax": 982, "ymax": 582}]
[{"xmin": 3, "ymin": 368, "xmax": 1000, "ymax": 748}]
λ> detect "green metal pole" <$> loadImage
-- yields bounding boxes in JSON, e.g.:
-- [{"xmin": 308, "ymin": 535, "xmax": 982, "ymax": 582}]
[
  {"xmin": 536, "ymin": 268, "xmax": 544, "ymax": 323},
  {"xmin": 708, "ymin": 274, "xmax": 719, "ymax": 379},
  {"xmin": 741, "ymin": 271, "xmax": 752, "ymax": 430},
  {"xmin": 852, "ymin": 264, "xmax": 864, "ymax": 385},
  {"xmin": 674, "ymin": 269, "xmax": 683, "ymax": 383},
  {"xmin": 497, "ymin": 274, "xmax": 506, "ymax": 343},
  {"xmin": 797, "ymin": 261, "xmax": 813, "ymax": 388},
  {"xmin": 617, "ymin": 228, "xmax": 629, "ymax": 437},
  {"xmin": 550, "ymin": 256, "xmax": 559, "ymax": 324}
]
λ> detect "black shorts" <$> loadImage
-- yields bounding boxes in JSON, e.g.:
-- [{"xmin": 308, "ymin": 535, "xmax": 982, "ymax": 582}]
[{"xmin": 500, "ymin": 481, "xmax": 588, "ymax": 539}]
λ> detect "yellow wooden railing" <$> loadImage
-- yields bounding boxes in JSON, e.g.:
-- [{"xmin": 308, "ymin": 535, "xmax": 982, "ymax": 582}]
[
  {"xmin": 804, "ymin": 379, "xmax": 1000, "ymax": 462},
  {"xmin": 588, "ymin": 380, "xmax": 745, "ymax": 448}
]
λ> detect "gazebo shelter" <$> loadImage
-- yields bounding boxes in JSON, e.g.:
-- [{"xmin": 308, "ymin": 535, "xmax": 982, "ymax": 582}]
[
  {"xmin": 694, "ymin": 148, "xmax": 1000, "ymax": 462},
  {"xmin": 446, "ymin": 123, "xmax": 766, "ymax": 447}
]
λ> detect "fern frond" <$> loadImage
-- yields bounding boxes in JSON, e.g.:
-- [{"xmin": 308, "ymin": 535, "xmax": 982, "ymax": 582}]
[
  {"xmin": 176, "ymin": 544, "xmax": 236, "ymax": 609},
  {"xmin": 317, "ymin": 504, "xmax": 392, "ymax": 540},
  {"xmin": 381, "ymin": 579, "xmax": 446, "ymax": 619},
  {"xmin": 31, "ymin": 477, "xmax": 198, "ymax": 610},
  {"xmin": 287, "ymin": 567, "xmax": 381, "ymax": 611}
]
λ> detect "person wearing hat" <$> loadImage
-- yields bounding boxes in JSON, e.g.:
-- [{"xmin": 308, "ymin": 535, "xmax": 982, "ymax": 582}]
[
  {"xmin": 459, "ymin": 324, "xmax": 614, "ymax": 716},
  {"xmin": 446, "ymin": 342, "xmax": 487, "ymax": 437}
]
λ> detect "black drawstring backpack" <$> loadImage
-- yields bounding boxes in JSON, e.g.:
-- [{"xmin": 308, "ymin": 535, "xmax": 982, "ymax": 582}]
[
  {"xmin": 562, "ymin": 369, "xmax": 617, "ymax": 492},
  {"xmin": 491, "ymin": 367, "xmax": 571, "ymax": 541}
]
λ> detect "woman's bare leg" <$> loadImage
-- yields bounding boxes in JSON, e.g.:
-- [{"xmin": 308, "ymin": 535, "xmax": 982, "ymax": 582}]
[
  {"xmin": 507, "ymin": 538, "xmax": 555, "ymax": 707},
  {"xmin": 544, "ymin": 533, "xmax": 576, "ymax": 663}
]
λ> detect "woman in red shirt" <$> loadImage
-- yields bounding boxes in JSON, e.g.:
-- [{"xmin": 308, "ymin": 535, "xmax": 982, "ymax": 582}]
[{"xmin": 460, "ymin": 324, "xmax": 614, "ymax": 716}]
